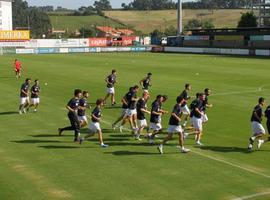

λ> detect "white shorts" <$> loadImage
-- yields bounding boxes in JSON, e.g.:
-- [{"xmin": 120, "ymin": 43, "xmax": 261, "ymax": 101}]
[
  {"xmin": 78, "ymin": 115, "xmax": 88, "ymax": 123},
  {"xmin": 89, "ymin": 122, "xmax": 101, "ymax": 133},
  {"xmin": 139, "ymin": 119, "xmax": 147, "ymax": 127},
  {"xmin": 107, "ymin": 87, "xmax": 115, "ymax": 94},
  {"xmin": 121, "ymin": 109, "xmax": 128, "ymax": 116},
  {"xmin": 191, "ymin": 117, "xmax": 203, "ymax": 131},
  {"xmin": 167, "ymin": 125, "xmax": 183, "ymax": 134},
  {"xmin": 149, "ymin": 123, "xmax": 162, "ymax": 131},
  {"xmin": 127, "ymin": 109, "xmax": 137, "ymax": 117},
  {"xmin": 31, "ymin": 98, "xmax": 40, "ymax": 105},
  {"xmin": 252, "ymin": 121, "xmax": 266, "ymax": 135},
  {"xmin": 181, "ymin": 105, "xmax": 190, "ymax": 115},
  {"xmin": 202, "ymin": 113, "xmax": 208, "ymax": 123},
  {"xmin": 20, "ymin": 97, "xmax": 30, "ymax": 105}
]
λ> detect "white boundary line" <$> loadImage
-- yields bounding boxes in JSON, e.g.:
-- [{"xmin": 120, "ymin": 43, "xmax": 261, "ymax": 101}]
[{"xmin": 232, "ymin": 191, "xmax": 270, "ymax": 200}]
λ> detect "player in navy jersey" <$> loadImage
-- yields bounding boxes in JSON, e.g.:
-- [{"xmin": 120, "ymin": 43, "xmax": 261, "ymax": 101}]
[
  {"xmin": 157, "ymin": 96, "xmax": 190, "ymax": 154},
  {"xmin": 248, "ymin": 97, "xmax": 266, "ymax": 150},
  {"xmin": 19, "ymin": 78, "xmax": 31, "ymax": 114},
  {"xmin": 58, "ymin": 89, "xmax": 82, "ymax": 142},
  {"xmin": 189, "ymin": 93, "xmax": 205, "ymax": 146},
  {"xmin": 80, "ymin": 98, "xmax": 108, "ymax": 148},
  {"xmin": 140, "ymin": 73, "xmax": 152, "ymax": 92},
  {"xmin": 78, "ymin": 91, "xmax": 90, "ymax": 128},
  {"xmin": 104, "ymin": 69, "xmax": 117, "ymax": 106},
  {"xmin": 112, "ymin": 87, "xmax": 133, "ymax": 129},
  {"xmin": 119, "ymin": 85, "xmax": 140, "ymax": 134},
  {"xmin": 202, "ymin": 88, "xmax": 213, "ymax": 123},
  {"xmin": 135, "ymin": 91, "xmax": 151, "ymax": 140},
  {"xmin": 257, "ymin": 104, "xmax": 270, "ymax": 149},
  {"xmin": 28, "ymin": 79, "xmax": 41, "ymax": 112},
  {"xmin": 147, "ymin": 95, "xmax": 168, "ymax": 144},
  {"xmin": 178, "ymin": 84, "xmax": 192, "ymax": 127}
]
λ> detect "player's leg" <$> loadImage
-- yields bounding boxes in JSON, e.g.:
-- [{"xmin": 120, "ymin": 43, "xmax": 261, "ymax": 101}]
[
  {"xmin": 157, "ymin": 132, "xmax": 173, "ymax": 154},
  {"xmin": 249, "ymin": 122, "xmax": 266, "ymax": 149},
  {"xmin": 58, "ymin": 113, "xmax": 76, "ymax": 135}
]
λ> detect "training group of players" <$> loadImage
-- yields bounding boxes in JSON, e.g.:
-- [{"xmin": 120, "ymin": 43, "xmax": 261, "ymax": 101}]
[{"xmin": 17, "ymin": 62, "xmax": 270, "ymax": 153}]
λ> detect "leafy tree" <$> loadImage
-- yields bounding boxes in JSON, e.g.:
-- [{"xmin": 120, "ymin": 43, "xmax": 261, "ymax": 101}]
[
  {"xmin": 79, "ymin": 27, "xmax": 97, "ymax": 38},
  {"xmin": 12, "ymin": 0, "xmax": 52, "ymax": 38},
  {"xmin": 164, "ymin": 25, "xmax": 177, "ymax": 36},
  {"xmin": 94, "ymin": 0, "xmax": 112, "ymax": 11},
  {"xmin": 184, "ymin": 19, "xmax": 215, "ymax": 30},
  {"xmin": 238, "ymin": 12, "xmax": 258, "ymax": 28}
]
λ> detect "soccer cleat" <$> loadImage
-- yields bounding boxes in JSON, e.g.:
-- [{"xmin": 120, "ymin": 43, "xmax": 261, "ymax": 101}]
[
  {"xmin": 22, "ymin": 108, "xmax": 27, "ymax": 114},
  {"xmin": 19, "ymin": 110, "xmax": 23, "ymax": 115},
  {"xmin": 101, "ymin": 144, "xmax": 109, "ymax": 148},
  {"xmin": 157, "ymin": 146, "xmax": 163, "ymax": 154},
  {"xmin": 248, "ymin": 144, "xmax": 253, "ymax": 150},
  {"xmin": 134, "ymin": 134, "xmax": 142, "ymax": 141},
  {"xmin": 195, "ymin": 141, "xmax": 204, "ymax": 146},
  {"xmin": 181, "ymin": 148, "xmax": 190, "ymax": 153},
  {"xmin": 119, "ymin": 126, "xmax": 123, "ymax": 133},
  {"xmin": 34, "ymin": 109, "xmax": 37, "ymax": 112},
  {"xmin": 58, "ymin": 128, "xmax": 63, "ymax": 136},
  {"xmin": 183, "ymin": 121, "xmax": 187, "ymax": 127},
  {"xmin": 112, "ymin": 123, "xmax": 116, "ymax": 130},
  {"xmin": 257, "ymin": 140, "xmax": 264, "ymax": 149},
  {"xmin": 79, "ymin": 138, "xmax": 84, "ymax": 145}
]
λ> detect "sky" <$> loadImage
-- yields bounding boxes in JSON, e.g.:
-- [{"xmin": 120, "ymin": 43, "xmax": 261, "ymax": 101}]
[{"xmin": 26, "ymin": 0, "xmax": 190, "ymax": 9}]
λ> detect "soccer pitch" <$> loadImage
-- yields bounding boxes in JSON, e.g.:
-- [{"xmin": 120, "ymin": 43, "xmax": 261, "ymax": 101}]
[{"xmin": 0, "ymin": 52, "xmax": 270, "ymax": 200}]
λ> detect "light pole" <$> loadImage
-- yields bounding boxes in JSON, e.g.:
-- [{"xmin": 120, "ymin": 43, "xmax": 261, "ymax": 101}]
[{"xmin": 177, "ymin": 0, "xmax": 183, "ymax": 36}]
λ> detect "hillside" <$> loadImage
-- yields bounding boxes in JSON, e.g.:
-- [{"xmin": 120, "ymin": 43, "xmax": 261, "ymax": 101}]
[
  {"xmin": 105, "ymin": 9, "xmax": 249, "ymax": 34},
  {"xmin": 49, "ymin": 15, "xmax": 125, "ymax": 33}
]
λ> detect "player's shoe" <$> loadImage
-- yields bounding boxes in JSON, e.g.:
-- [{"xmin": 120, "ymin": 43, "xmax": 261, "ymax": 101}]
[
  {"xmin": 182, "ymin": 121, "xmax": 187, "ymax": 127},
  {"xmin": 248, "ymin": 144, "xmax": 253, "ymax": 151},
  {"xmin": 74, "ymin": 138, "xmax": 79, "ymax": 142},
  {"xmin": 157, "ymin": 146, "xmax": 163, "ymax": 154},
  {"xmin": 34, "ymin": 109, "xmax": 37, "ymax": 112},
  {"xmin": 119, "ymin": 126, "xmax": 123, "ymax": 133},
  {"xmin": 58, "ymin": 128, "xmax": 63, "ymax": 136},
  {"xmin": 22, "ymin": 108, "xmax": 27, "ymax": 114},
  {"xmin": 134, "ymin": 134, "xmax": 142, "ymax": 141},
  {"xmin": 180, "ymin": 148, "xmax": 190, "ymax": 153},
  {"xmin": 112, "ymin": 123, "xmax": 116, "ymax": 130},
  {"xmin": 19, "ymin": 110, "xmax": 22, "ymax": 115},
  {"xmin": 101, "ymin": 144, "xmax": 109, "ymax": 148},
  {"xmin": 79, "ymin": 138, "xmax": 84, "ymax": 145},
  {"xmin": 195, "ymin": 141, "xmax": 204, "ymax": 146},
  {"xmin": 257, "ymin": 140, "xmax": 264, "ymax": 149}
]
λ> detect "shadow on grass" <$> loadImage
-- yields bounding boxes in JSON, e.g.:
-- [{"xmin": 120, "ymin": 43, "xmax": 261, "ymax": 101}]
[
  {"xmin": 0, "ymin": 111, "xmax": 18, "ymax": 115},
  {"xmin": 38, "ymin": 145, "xmax": 80, "ymax": 149},
  {"xmin": 104, "ymin": 150, "xmax": 158, "ymax": 156},
  {"xmin": 104, "ymin": 106, "xmax": 122, "ymax": 109},
  {"xmin": 198, "ymin": 146, "xmax": 251, "ymax": 153},
  {"xmin": 31, "ymin": 134, "xmax": 71, "ymax": 138},
  {"xmin": 11, "ymin": 140, "xmax": 61, "ymax": 144}
]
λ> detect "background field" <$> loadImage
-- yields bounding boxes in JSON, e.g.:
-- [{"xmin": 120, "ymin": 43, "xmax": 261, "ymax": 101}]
[
  {"xmin": 105, "ymin": 9, "xmax": 248, "ymax": 34},
  {"xmin": 0, "ymin": 53, "xmax": 270, "ymax": 200},
  {"xmin": 49, "ymin": 9, "xmax": 249, "ymax": 34}
]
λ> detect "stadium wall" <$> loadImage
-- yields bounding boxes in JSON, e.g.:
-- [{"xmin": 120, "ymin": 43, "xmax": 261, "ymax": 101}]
[{"xmin": 164, "ymin": 47, "xmax": 270, "ymax": 57}]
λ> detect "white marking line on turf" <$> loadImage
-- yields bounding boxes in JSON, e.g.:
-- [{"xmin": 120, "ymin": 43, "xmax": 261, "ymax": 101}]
[
  {"xmin": 232, "ymin": 191, "xmax": 270, "ymax": 200},
  {"xmin": 191, "ymin": 149, "xmax": 270, "ymax": 179}
]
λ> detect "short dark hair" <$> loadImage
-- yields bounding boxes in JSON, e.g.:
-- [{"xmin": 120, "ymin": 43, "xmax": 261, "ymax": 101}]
[
  {"xmin": 204, "ymin": 88, "xmax": 210, "ymax": 93},
  {"xmin": 147, "ymin": 73, "xmax": 152, "ymax": 76},
  {"xmin": 259, "ymin": 97, "xmax": 265, "ymax": 104},
  {"xmin": 196, "ymin": 93, "xmax": 200, "ymax": 98},
  {"xmin": 162, "ymin": 95, "xmax": 168, "ymax": 101},
  {"xmin": 112, "ymin": 69, "xmax": 116, "ymax": 74},
  {"xmin": 74, "ymin": 89, "xmax": 82, "ymax": 96},
  {"xmin": 176, "ymin": 96, "xmax": 184, "ymax": 103},
  {"xmin": 25, "ymin": 78, "xmax": 31, "ymax": 82},
  {"xmin": 83, "ymin": 91, "xmax": 88, "ymax": 95},
  {"xmin": 35, "ymin": 79, "xmax": 39, "ymax": 83},
  {"xmin": 96, "ymin": 98, "xmax": 104, "ymax": 105},
  {"xmin": 156, "ymin": 95, "xmax": 163, "ymax": 100},
  {"xmin": 185, "ymin": 84, "xmax": 190, "ymax": 89},
  {"xmin": 133, "ymin": 85, "xmax": 139, "ymax": 90},
  {"xmin": 198, "ymin": 93, "xmax": 204, "ymax": 98}
]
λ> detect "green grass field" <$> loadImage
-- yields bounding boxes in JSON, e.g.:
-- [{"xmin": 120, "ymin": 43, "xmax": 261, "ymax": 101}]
[
  {"xmin": 0, "ymin": 53, "xmax": 270, "ymax": 200},
  {"xmin": 49, "ymin": 15, "xmax": 125, "ymax": 33},
  {"xmin": 105, "ymin": 9, "xmax": 249, "ymax": 34}
]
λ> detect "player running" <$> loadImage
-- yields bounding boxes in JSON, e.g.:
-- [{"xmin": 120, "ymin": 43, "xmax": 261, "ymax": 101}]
[
  {"xmin": 78, "ymin": 91, "xmax": 90, "ymax": 128},
  {"xmin": 80, "ymin": 98, "xmax": 108, "ymax": 148},
  {"xmin": 147, "ymin": 95, "xmax": 168, "ymax": 144},
  {"xmin": 119, "ymin": 85, "xmax": 140, "ymax": 134},
  {"xmin": 248, "ymin": 97, "xmax": 266, "ymax": 150},
  {"xmin": 104, "ymin": 69, "xmax": 117, "ymax": 106},
  {"xmin": 28, "ymin": 79, "xmax": 41, "ymax": 112},
  {"xmin": 140, "ymin": 73, "xmax": 152, "ymax": 92},
  {"xmin": 190, "ymin": 93, "xmax": 205, "ymax": 146},
  {"xmin": 135, "ymin": 91, "xmax": 151, "ymax": 140},
  {"xmin": 257, "ymin": 104, "xmax": 270, "ymax": 149},
  {"xmin": 19, "ymin": 78, "xmax": 31, "ymax": 114},
  {"xmin": 14, "ymin": 59, "xmax": 22, "ymax": 79},
  {"xmin": 179, "ymin": 84, "xmax": 192, "ymax": 127},
  {"xmin": 112, "ymin": 87, "xmax": 132, "ymax": 129},
  {"xmin": 202, "ymin": 88, "xmax": 213, "ymax": 123},
  {"xmin": 157, "ymin": 96, "xmax": 190, "ymax": 154},
  {"xmin": 58, "ymin": 89, "xmax": 82, "ymax": 142}
]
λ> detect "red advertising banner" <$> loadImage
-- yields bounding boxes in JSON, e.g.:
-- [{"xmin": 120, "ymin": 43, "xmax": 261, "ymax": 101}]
[
  {"xmin": 89, "ymin": 38, "xmax": 108, "ymax": 47},
  {"xmin": 122, "ymin": 36, "xmax": 136, "ymax": 46}
]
